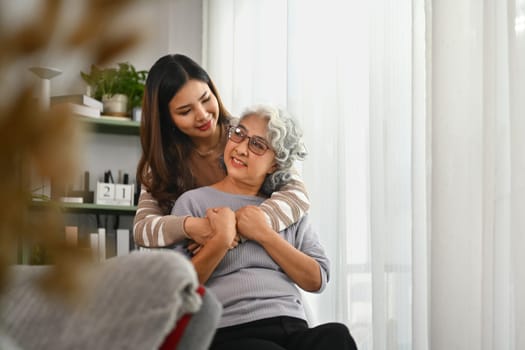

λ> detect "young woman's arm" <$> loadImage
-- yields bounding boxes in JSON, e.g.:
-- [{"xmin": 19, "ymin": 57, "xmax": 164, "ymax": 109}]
[
  {"xmin": 190, "ymin": 207, "xmax": 237, "ymax": 284},
  {"xmin": 133, "ymin": 189, "xmax": 213, "ymax": 247},
  {"xmin": 257, "ymin": 169, "xmax": 310, "ymax": 232}
]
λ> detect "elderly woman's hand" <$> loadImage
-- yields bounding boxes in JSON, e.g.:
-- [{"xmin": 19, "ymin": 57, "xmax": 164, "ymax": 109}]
[{"xmin": 236, "ymin": 205, "xmax": 274, "ymax": 242}]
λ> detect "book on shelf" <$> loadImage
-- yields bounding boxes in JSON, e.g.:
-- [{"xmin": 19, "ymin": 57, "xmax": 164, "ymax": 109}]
[
  {"xmin": 52, "ymin": 102, "xmax": 101, "ymax": 119},
  {"xmin": 98, "ymin": 228, "xmax": 106, "ymax": 262},
  {"xmin": 51, "ymin": 94, "xmax": 103, "ymax": 111},
  {"xmin": 60, "ymin": 196, "xmax": 84, "ymax": 203},
  {"xmin": 100, "ymin": 115, "xmax": 132, "ymax": 121},
  {"xmin": 116, "ymin": 229, "xmax": 130, "ymax": 256},
  {"xmin": 89, "ymin": 233, "xmax": 99, "ymax": 261}
]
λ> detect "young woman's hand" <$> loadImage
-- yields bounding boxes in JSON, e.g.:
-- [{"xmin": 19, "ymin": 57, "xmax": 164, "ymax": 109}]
[
  {"xmin": 190, "ymin": 207, "xmax": 239, "ymax": 283},
  {"xmin": 183, "ymin": 217, "xmax": 214, "ymax": 245},
  {"xmin": 206, "ymin": 207, "xmax": 239, "ymax": 249}
]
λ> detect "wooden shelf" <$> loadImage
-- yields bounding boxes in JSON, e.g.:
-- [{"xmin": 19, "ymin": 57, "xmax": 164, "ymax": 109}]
[
  {"xmin": 79, "ymin": 116, "xmax": 140, "ymax": 135},
  {"xmin": 32, "ymin": 201, "xmax": 137, "ymax": 215}
]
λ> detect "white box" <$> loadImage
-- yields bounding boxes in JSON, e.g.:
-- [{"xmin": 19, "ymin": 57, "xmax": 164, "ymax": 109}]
[
  {"xmin": 116, "ymin": 229, "xmax": 130, "ymax": 256},
  {"xmin": 115, "ymin": 184, "xmax": 134, "ymax": 206},
  {"xmin": 89, "ymin": 233, "xmax": 99, "ymax": 261},
  {"xmin": 96, "ymin": 182, "xmax": 115, "ymax": 205},
  {"xmin": 96, "ymin": 182, "xmax": 134, "ymax": 206}
]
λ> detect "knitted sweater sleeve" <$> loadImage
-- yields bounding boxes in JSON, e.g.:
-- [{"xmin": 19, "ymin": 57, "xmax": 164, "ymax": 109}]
[
  {"xmin": 259, "ymin": 169, "xmax": 310, "ymax": 232},
  {"xmin": 133, "ymin": 189, "xmax": 188, "ymax": 247}
]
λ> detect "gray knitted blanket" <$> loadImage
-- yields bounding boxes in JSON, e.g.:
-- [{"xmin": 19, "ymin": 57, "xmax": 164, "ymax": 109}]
[{"xmin": 1, "ymin": 250, "xmax": 201, "ymax": 349}]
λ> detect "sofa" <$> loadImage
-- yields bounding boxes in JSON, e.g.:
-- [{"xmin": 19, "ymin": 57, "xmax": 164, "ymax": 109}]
[{"xmin": 0, "ymin": 250, "xmax": 222, "ymax": 349}]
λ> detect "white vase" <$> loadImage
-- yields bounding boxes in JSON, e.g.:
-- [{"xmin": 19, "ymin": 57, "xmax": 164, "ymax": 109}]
[
  {"xmin": 102, "ymin": 94, "xmax": 128, "ymax": 117},
  {"xmin": 28, "ymin": 66, "xmax": 62, "ymax": 200},
  {"xmin": 29, "ymin": 66, "xmax": 62, "ymax": 110}
]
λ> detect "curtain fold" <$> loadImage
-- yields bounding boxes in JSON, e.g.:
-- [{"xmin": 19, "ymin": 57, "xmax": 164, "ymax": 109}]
[{"xmin": 505, "ymin": 1, "xmax": 524, "ymax": 349}]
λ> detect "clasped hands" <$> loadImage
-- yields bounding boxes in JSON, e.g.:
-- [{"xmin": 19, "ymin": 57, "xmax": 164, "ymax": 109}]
[{"xmin": 185, "ymin": 205, "xmax": 270, "ymax": 255}]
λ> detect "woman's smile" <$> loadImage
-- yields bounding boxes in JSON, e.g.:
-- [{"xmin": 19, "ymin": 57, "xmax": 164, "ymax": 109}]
[
  {"xmin": 230, "ymin": 156, "xmax": 246, "ymax": 168},
  {"xmin": 197, "ymin": 120, "xmax": 212, "ymax": 131}
]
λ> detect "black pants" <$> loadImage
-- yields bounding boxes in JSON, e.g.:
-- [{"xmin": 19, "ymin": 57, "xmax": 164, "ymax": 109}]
[{"xmin": 210, "ymin": 316, "xmax": 358, "ymax": 350}]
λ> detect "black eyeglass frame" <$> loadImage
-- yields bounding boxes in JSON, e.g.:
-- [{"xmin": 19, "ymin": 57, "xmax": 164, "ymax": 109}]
[{"xmin": 227, "ymin": 125, "xmax": 272, "ymax": 156}]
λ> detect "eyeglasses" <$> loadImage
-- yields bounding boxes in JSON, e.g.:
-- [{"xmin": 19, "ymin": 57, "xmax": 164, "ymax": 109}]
[{"xmin": 228, "ymin": 125, "xmax": 271, "ymax": 156}]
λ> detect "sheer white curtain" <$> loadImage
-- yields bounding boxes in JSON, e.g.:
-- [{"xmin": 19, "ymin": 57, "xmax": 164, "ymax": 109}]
[
  {"xmin": 203, "ymin": 0, "xmax": 524, "ymax": 349},
  {"xmin": 431, "ymin": 0, "xmax": 525, "ymax": 349},
  {"xmin": 204, "ymin": 1, "xmax": 424, "ymax": 349}
]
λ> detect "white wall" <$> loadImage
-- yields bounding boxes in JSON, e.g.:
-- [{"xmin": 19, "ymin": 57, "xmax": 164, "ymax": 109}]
[{"xmin": 0, "ymin": 0, "xmax": 203, "ymax": 96}]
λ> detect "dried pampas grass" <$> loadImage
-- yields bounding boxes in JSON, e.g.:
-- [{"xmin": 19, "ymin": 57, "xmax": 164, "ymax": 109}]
[{"xmin": 0, "ymin": 0, "xmax": 141, "ymax": 301}]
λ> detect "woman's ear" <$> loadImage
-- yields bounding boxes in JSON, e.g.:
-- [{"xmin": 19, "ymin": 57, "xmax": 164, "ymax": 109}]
[{"xmin": 267, "ymin": 162, "xmax": 278, "ymax": 174}]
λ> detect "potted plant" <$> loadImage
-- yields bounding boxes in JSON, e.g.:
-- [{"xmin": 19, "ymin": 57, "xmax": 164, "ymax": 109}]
[{"xmin": 81, "ymin": 62, "xmax": 148, "ymax": 117}]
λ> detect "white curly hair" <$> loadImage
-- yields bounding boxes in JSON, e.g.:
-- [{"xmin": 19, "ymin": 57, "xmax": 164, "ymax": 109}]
[{"xmin": 235, "ymin": 104, "xmax": 308, "ymax": 195}]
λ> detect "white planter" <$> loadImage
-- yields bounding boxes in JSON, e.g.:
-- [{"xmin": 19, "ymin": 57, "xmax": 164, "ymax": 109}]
[{"xmin": 102, "ymin": 94, "xmax": 128, "ymax": 117}]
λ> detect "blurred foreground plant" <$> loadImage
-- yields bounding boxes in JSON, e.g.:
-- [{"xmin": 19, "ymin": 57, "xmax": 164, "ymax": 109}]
[{"xmin": 0, "ymin": 0, "xmax": 141, "ymax": 301}]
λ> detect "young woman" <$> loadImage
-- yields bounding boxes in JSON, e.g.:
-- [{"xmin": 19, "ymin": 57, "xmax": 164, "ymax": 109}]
[
  {"xmin": 134, "ymin": 54, "xmax": 310, "ymax": 247},
  {"xmin": 171, "ymin": 105, "xmax": 357, "ymax": 350}
]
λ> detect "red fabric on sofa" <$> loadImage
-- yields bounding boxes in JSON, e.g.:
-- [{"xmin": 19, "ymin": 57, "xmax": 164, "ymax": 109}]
[{"xmin": 159, "ymin": 286, "xmax": 207, "ymax": 350}]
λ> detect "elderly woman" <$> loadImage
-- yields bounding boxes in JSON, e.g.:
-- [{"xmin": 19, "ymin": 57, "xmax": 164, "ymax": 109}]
[{"xmin": 171, "ymin": 105, "xmax": 357, "ymax": 350}]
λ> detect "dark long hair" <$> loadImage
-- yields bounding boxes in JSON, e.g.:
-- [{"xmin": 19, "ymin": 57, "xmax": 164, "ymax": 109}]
[{"xmin": 136, "ymin": 54, "xmax": 231, "ymax": 212}]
